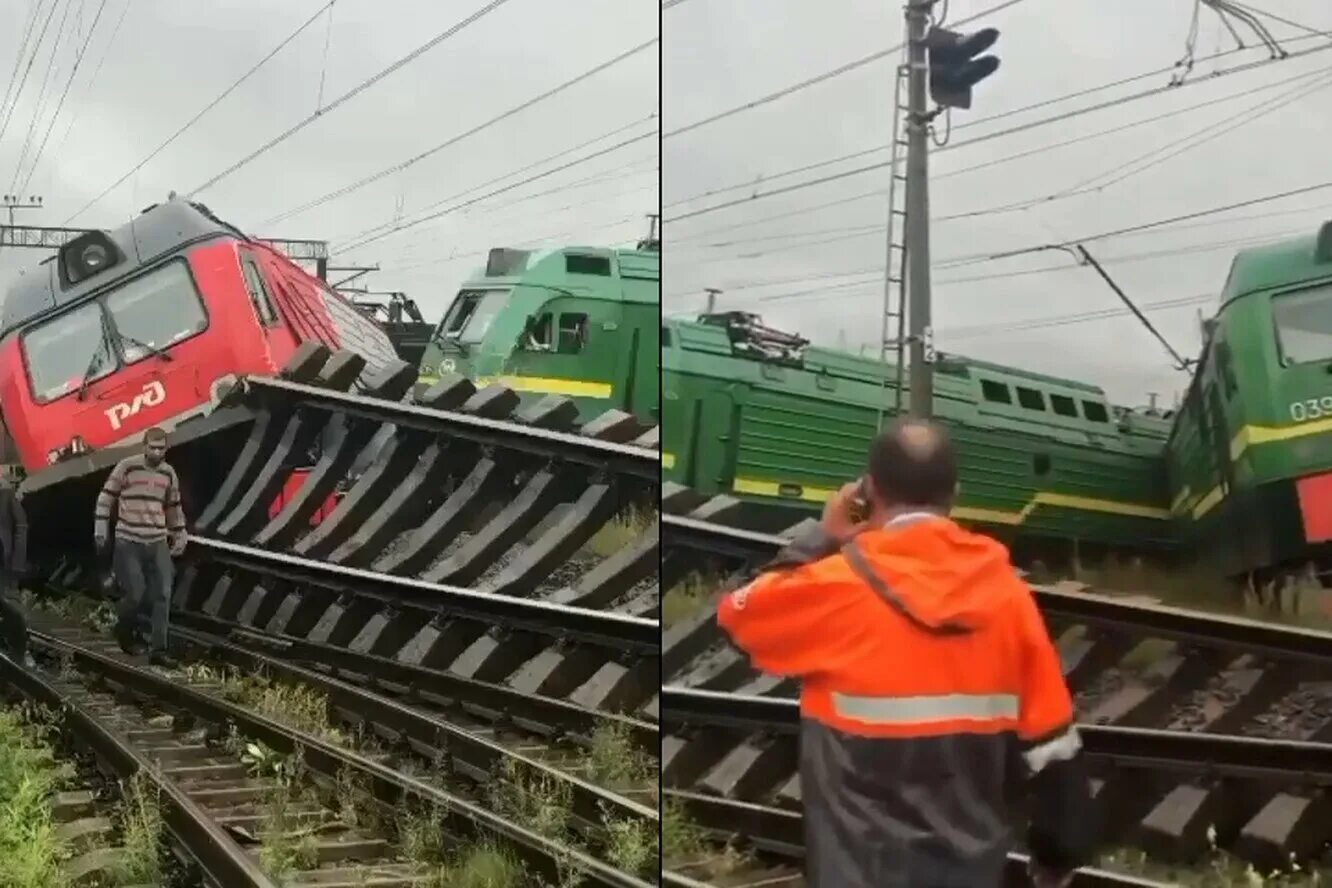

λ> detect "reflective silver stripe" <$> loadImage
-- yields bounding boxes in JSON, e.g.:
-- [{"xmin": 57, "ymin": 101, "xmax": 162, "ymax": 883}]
[
  {"xmin": 1023, "ymin": 726, "xmax": 1082, "ymax": 773},
  {"xmin": 832, "ymin": 691, "xmax": 1020, "ymax": 724}
]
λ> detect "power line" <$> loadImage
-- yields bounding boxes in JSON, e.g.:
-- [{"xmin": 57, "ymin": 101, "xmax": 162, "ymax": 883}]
[
  {"xmin": 17, "ymin": 0, "xmax": 107, "ymax": 197},
  {"xmin": 663, "ymin": 0, "xmax": 1030, "ymax": 139},
  {"xmin": 62, "ymin": 0, "xmax": 335, "ymax": 223},
  {"xmin": 263, "ymin": 36, "xmax": 658, "ymax": 227},
  {"xmin": 662, "ymin": 0, "xmax": 693, "ymax": 8},
  {"xmin": 0, "ymin": 0, "xmax": 63, "ymax": 172},
  {"xmin": 666, "ymin": 52, "xmax": 1332, "ymax": 217},
  {"xmin": 187, "ymin": 0, "xmax": 515, "ymax": 198},
  {"xmin": 0, "ymin": 2, "xmax": 44, "ymax": 132},
  {"xmin": 336, "ymin": 128, "xmax": 658, "ymax": 253},
  {"xmin": 325, "ymin": 112, "xmax": 658, "ymax": 249},
  {"xmin": 941, "ymin": 293, "xmax": 1214, "ymax": 341},
  {"xmin": 664, "ymin": 39, "xmax": 1332, "ymax": 225},
  {"xmin": 49, "ymin": 0, "xmax": 129, "ymax": 160}
]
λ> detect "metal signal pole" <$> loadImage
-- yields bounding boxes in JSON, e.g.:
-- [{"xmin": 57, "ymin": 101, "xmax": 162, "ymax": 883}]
[{"xmin": 904, "ymin": 1, "xmax": 935, "ymax": 419}]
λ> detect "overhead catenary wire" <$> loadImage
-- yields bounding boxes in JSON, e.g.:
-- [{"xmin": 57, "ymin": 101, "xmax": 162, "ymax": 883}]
[
  {"xmin": 0, "ymin": 2, "xmax": 45, "ymax": 134},
  {"xmin": 663, "ymin": 0, "xmax": 1030, "ymax": 140},
  {"xmin": 665, "ymin": 51, "xmax": 1332, "ymax": 216},
  {"xmin": 666, "ymin": 33, "xmax": 1332, "ymax": 226},
  {"xmin": 49, "ymin": 0, "xmax": 130, "ymax": 161},
  {"xmin": 0, "ymin": 0, "xmax": 63, "ymax": 172},
  {"xmin": 262, "ymin": 36, "xmax": 658, "ymax": 227},
  {"xmin": 62, "ymin": 0, "xmax": 337, "ymax": 223},
  {"xmin": 335, "ymin": 127, "xmax": 658, "ymax": 253},
  {"xmin": 16, "ymin": 0, "xmax": 108, "ymax": 197},
  {"xmin": 186, "ymin": 0, "xmax": 516, "ymax": 198},
  {"xmin": 323, "ymin": 111, "xmax": 659, "ymax": 249}
]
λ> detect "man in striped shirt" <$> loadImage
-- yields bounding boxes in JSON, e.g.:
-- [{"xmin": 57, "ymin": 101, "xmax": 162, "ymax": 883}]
[{"xmin": 94, "ymin": 427, "xmax": 187, "ymax": 665}]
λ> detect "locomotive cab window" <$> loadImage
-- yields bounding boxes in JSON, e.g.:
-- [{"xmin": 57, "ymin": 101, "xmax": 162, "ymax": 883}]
[
  {"xmin": 438, "ymin": 289, "xmax": 509, "ymax": 344},
  {"xmin": 105, "ymin": 262, "xmax": 208, "ymax": 364},
  {"xmin": 240, "ymin": 254, "xmax": 279, "ymax": 326},
  {"xmin": 557, "ymin": 313, "xmax": 588, "ymax": 354},
  {"xmin": 1273, "ymin": 283, "xmax": 1332, "ymax": 365},
  {"xmin": 523, "ymin": 312, "xmax": 553, "ymax": 350},
  {"xmin": 22, "ymin": 301, "xmax": 115, "ymax": 403}
]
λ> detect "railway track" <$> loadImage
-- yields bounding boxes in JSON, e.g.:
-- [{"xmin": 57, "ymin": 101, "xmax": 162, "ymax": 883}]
[
  {"xmin": 662, "ymin": 494, "xmax": 1332, "ymax": 878},
  {"xmin": 24, "ymin": 346, "xmax": 661, "ymax": 885}
]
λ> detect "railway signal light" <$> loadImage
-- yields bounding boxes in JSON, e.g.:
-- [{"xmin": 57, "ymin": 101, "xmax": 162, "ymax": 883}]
[{"xmin": 925, "ymin": 26, "xmax": 1001, "ymax": 110}]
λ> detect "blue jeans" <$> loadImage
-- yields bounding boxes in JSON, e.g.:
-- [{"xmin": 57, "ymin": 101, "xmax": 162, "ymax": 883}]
[{"xmin": 114, "ymin": 540, "xmax": 173, "ymax": 652}]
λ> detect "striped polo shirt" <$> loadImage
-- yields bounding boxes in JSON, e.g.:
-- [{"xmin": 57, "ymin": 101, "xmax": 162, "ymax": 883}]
[{"xmin": 94, "ymin": 454, "xmax": 186, "ymax": 545}]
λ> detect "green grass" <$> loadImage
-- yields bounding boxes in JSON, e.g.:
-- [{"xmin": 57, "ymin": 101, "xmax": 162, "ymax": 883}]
[
  {"xmin": 0, "ymin": 706, "xmax": 77, "ymax": 888},
  {"xmin": 583, "ymin": 507, "xmax": 655, "ymax": 559},
  {"xmin": 113, "ymin": 771, "xmax": 165, "ymax": 885},
  {"xmin": 663, "ymin": 578, "xmax": 713, "ymax": 629},
  {"xmin": 1099, "ymin": 843, "xmax": 1331, "ymax": 885}
]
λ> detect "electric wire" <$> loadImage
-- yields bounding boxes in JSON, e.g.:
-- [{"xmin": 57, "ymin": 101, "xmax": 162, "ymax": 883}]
[
  {"xmin": 49, "ymin": 0, "xmax": 130, "ymax": 161},
  {"xmin": 0, "ymin": 2, "xmax": 44, "ymax": 135},
  {"xmin": 16, "ymin": 0, "xmax": 107, "ymax": 197},
  {"xmin": 63, "ymin": 0, "xmax": 337, "ymax": 223},
  {"xmin": 335, "ymin": 127, "xmax": 658, "ymax": 253},
  {"xmin": 186, "ymin": 0, "xmax": 515, "ymax": 198},
  {"xmin": 323, "ymin": 111, "xmax": 658, "ymax": 249},
  {"xmin": 666, "ymin": 53, "xmax": 1332, "ymax": 215},
  {"xmin": 666, "ymin": 33, "xmax": 1332, "ymax": 226},
  {"xmin": 663, "ymin": 0, "xmax": 1030, "ymax": 139},
  {"xmin": 0, "ymin": 0, "xmax": 64, "ymax": 177},
  {"xmin": 262, "ymin": 36, "xmax": 658, "ymax": 226}
]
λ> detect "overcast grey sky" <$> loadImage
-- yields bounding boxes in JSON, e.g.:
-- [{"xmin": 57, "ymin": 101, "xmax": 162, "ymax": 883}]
[
  {"xmin": 0, "ymin": 0, "xmax": 659, "ymax": 321},
  {"xmin": 663, "ymin": 0, "xmax": 1332, "ymax": 407}
]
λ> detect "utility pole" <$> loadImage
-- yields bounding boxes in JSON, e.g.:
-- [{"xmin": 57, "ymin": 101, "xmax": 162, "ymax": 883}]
[
  {"xmin": 704, "ymin": 287, "xmax": 722, "ymax": 314},
  {"xmin": 903, "ymin": 2, "xmax": 934, "ymax": 419}
]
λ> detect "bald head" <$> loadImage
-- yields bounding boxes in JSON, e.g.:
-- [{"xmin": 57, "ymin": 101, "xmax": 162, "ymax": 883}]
[{"xmin": 866, "ymin": 418, "xmax": 957, "ymax": 512}]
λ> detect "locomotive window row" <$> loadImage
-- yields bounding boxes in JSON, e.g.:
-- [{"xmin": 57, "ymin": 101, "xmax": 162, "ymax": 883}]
[
  {"xmin": 1272, "ymin": 282, "xmax": 1332, "ymax": 366},
  {"xmin": 21, "ymin": 260, "xmax": 207, "ymax": 404},
  {"xmin": 977, "ymin": 376, "xmax": 1111, "ymax": 424}
]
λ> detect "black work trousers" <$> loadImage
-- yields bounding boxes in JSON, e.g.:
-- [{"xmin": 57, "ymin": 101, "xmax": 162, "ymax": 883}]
[
  {"xmin": 0, "ymin": 573, "xmax": 25, "ymax": 660},
  {"xmin": 114, "ymin": 539, "xmax": 173, "ymax": 653}
]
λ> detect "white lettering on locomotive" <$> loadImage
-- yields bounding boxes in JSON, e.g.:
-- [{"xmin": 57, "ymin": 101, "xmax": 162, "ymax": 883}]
[{"xmin": 104, "ymin": 380, "xmax": 167, "ymax": 431}]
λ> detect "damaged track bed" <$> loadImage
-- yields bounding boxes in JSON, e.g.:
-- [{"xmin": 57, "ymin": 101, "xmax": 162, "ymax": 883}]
[
  {"xmin": 39, "ymin": 345, "xmax": 663, "ymax": 883},
  {"xmin": 9, "ymin": 615, "xmax": 653, "ymax": 887},
  {"xmin": 661, "ymin": 498, "xmax": 1332, "ymax": 875}
]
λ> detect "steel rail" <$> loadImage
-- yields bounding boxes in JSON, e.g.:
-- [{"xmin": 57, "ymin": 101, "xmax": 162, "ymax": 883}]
[
  {"xmin": 663, "ymin": 514, "xmax": 1332, "ymax": 665},
  {"xmin": 663, "ymin": 686, "xmax": 1332, "ymax": 783},
  {"xmin": 168, "ymin": 623, "xmax": 658, "ymax": 836},
  {"xmin": 231, "ymin": 375, "xmax": 660, "ymax": 480},
  {"xmin": 662, "ymin": 790, "xmax": 1171, "ymax": 888},
  {"xmin": 29, "ymin": 629, "xmax": 653, "ymax": 888},
  {"xmin": 0, "ymin": 651, "xmax": 278, "ymax": 888},
  {"xmin": 183, "ymin": 534, "xmax": 659, "ymax": 654},
  {"xmin": 173, "ymin": 609, "xmax": 658, "ymax": 751}
]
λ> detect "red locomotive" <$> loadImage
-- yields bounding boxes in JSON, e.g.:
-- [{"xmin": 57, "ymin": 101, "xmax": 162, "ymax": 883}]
[
  {"xmin": 0, "ymin": 197, "xmax": 396, "ymax": 560},
  {"xmin": 0, "ymin": 196, "xmax": 396, "ymax": 474}
]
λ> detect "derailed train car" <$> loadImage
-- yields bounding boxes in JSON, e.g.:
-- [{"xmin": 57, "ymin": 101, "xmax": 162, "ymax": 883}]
[
  {"xmin": 662, "ymin": 311, "xmax": 1178, "ymax": 563},
  {"xmin": 0, "ymin": 195, "xmax": 398, "ymax": 565}
]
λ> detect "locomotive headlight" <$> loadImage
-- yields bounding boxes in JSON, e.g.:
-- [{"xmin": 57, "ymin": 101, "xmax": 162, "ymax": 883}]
[
  {"xmin": 80, "ymin": 243, "xmax": 109, "ymax": 270},
  {"xmin": 47, "ymin": 449, "xmax": 59, "ymax": 465}
]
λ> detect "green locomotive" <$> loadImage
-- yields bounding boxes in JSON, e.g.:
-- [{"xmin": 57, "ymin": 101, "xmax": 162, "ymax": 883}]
[
  {"xmin": 1166, "ymin": 221, "xmax": 1332, "ymax": 582},
  {"xmin": 663, "ymin": 311, "xmax": 1178, "ymax": 559},
  {"xmin": 416, "ymin": 242, "xmax": 660, "ymax": 423}
]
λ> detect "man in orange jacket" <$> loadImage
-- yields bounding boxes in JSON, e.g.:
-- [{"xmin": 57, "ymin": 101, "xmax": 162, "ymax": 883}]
[{"xmin": 718, "ymin": 418, "xmax": 1094, "ymax": 888}]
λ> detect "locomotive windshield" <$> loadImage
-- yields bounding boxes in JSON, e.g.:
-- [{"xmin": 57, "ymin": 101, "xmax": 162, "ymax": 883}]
[
  {"xmin": 21, "ymin": 261, "xmax": 208, "ymax": 403},
  {"xmin": 1273, "ymin": 283, "xmax": 1332, "ymax": 365},
  {"xmin": 436, "ymin": 288, "xmax": 509, "ymax": 344},
  {"xmin": 23, "ymin": 302, "xmax": 115, "ymax": 403}
]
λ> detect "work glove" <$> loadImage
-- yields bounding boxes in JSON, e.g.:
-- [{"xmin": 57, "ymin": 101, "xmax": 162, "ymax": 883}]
[
  {"xmin": 1029, "ymin": 863, "xmax": 1074, "ymax": 888},
  {"xmin": 169, "ymin": 534, "xmax": 186, "ymax": 557},
  {"xmin": 93, "ymin": 532, "xmax": 107, "ymax": 553}
]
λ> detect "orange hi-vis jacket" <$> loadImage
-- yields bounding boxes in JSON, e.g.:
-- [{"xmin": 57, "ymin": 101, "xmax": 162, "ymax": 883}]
[{"xmin": 718, "ymin": 513, "xmax": 1095, "ymax": 888}]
